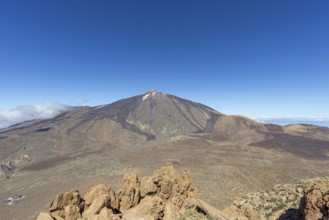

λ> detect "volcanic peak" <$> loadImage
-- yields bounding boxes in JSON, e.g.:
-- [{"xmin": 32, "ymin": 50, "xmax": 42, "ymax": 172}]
[{"xmin": 142, "ymin": 89, "xmax": 160, "ymax": 101}]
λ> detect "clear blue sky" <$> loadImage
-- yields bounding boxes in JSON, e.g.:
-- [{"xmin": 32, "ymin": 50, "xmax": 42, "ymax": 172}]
[{"xmin": 0, "ymin": 0, "xmax": 328, "ymax": 118}]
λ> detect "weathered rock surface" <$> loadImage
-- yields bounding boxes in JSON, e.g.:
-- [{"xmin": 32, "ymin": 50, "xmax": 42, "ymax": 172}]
[
  {"xmin": 36, "ymin": 212, "xmax": 53, "ymax": 220},
  {"xmin": 298, "ymin": 179, "xmax": 329, "ymax": 220},
  {"xmin": 117, "ymin": 173, "xmax": 141, "ymax": 212},
  {"xmin": 38, "ymin": 164, "xmax": 223, "ymax": 220},
  {"xmin": 83, "ymin": 184, "xmax": 119, "ymax": 217},
  {"xmin": 122, "ymin": 195, "xmax": 164, "ymax": 220},
  {"xmin": 49, "ymin": 189, "xmax": 82, "ymax": 220}
]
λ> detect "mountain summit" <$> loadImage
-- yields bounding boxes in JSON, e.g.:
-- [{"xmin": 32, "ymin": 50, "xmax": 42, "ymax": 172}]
[{"xmin": 91, "ymin": 90, "xmax": 222, "ymax": 136}]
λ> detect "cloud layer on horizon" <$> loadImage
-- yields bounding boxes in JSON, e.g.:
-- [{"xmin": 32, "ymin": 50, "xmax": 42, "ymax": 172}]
[
  {"xmin": 0, "ymin": 103, "xmax": 69, "ymax": 129},
  {"xmin": 255, "ymin": 117, "xmax": 329, "ymax": 128}
]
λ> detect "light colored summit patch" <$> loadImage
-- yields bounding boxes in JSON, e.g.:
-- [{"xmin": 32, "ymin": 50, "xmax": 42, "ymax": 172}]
[
  {"xmin": 142, "ymin": 89, "xmax": 159, "ymax": 101},
  {"xmin": 147, "ymin": 89, "xmax": 157, "ymax": 95},
  {"xmin": 142, "ymin": 94, "xmax": 150, "ymax": 101}
]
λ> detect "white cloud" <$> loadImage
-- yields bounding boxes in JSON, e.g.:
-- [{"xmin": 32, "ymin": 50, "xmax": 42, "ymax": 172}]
[
  {"xmin": 0, "ymin": 103, "xmax": 69, "ymax": 129},
  {"xmin": 253, "ymin": 117, "xmax": 329, "ymax": 128}
]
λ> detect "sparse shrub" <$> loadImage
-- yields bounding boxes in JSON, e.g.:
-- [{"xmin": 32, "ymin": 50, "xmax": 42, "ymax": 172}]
[
  {"xmin": 272, "ymin": 203, "xmax": 286, "ymax": 212},
  {"xmin": 265, "ymin": 212, "xmax": 273, "ymax": 217},
  {"xmin": 259, "ymin": 195, "xmax": 265, "ymax": 201},
  {"xmin": 269, "ymin": 197, "xmax": 277, "ymax": 203},
  {"xmin": 277, "ymin": 197, "xmax": 284, "ymax": 203},
  {"xmin": 264, "ymin": 206, "xmax": 272, "ymax": 210},
  {"xmin": 177, "ymin": 209, "xmax": 209, "ymax": 220},
  {"xmin": 256, "ymin": 205, "xmax": 262, "ymax": 211},
  {"xmin": 296, "ymin": 181, "xmax": 307, "ymax": 189}
]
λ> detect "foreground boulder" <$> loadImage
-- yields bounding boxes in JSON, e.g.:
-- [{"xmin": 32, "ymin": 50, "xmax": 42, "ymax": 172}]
[
  {"xmin": 49, "ymin": 189, "xmax": 82, "ymax": 220},
  {"xmin": 117, "ymin": 173, "xmax": 141, "ymax": 212},
  {"xmin": 83, "ymin": 184, "xmax": 118, "ymax": 218},
  {"xmin": 298, "ymin": 179, "xmax": 329, "ymax": 220},
  {"xmin": 37, "ymin": 163, "xmax": 225, "ymax": 220}
]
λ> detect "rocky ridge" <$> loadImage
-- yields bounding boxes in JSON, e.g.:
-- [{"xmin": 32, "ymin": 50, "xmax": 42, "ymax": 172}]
[{"xmin": 36, "ymin": 164, "xmax": 225, "ymax": 220}]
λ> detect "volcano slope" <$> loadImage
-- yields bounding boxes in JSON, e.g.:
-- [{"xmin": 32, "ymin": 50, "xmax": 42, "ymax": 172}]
[{"xmin": 1, "ymin": 90, "xmax": 329, "ymax": 220}]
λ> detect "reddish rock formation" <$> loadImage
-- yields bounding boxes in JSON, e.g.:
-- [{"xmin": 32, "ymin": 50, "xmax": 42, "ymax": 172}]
[
  {"xmin": 117, "ymin": 173, "xmax": 141, "ymax": 212},
  {"xmin": 298, "ymin": 180, "xmax": 329, "ymax": 220},
  {"xmin": 49, "ymin": 189, "xmax": 82, "ymax": 220}
]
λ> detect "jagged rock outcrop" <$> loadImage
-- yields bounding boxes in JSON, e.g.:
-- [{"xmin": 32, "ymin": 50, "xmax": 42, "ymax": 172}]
[
  {"xmin": 298, "ymin": 179, "xmax": 329, "ymax": 220},
  {"xmin": 82, "ymin": 185, "xmax": 118, "ymax": 218},
  {"xmin": 121, "ymin": 163, "xmax": 199, "ymax": 220},
  {"xmin": 49, "ymin": 189, "xmax": 82, "ymax": 220},
  {"xmin": 122, "ymin": 195, "xmax": 164, "ymax": 220},
  {"xmin": 117, "ymin": 173, "xmax": 141, "ymax": 212},
  {"xmin": 37, "ymin": 164, "xmax": 224, "ymax": 220}
]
